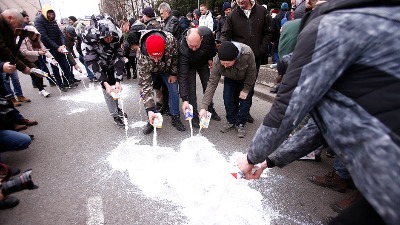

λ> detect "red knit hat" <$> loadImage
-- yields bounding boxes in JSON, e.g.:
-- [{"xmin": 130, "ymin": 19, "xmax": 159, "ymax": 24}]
[{"xmin": 145, "ymin": 35, "xmax": 165, "ymax": 58}]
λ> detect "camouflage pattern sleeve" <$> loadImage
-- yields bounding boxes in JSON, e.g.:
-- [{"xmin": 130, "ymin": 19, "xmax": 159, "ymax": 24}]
[
  {"xmin": 81, "ymin": 27, "xmax": 107, "ymax": 82},
  {"xmin": 113, "ymin": 44, "xmax": 125, "ymax": 81},
  {"xmin": 164, "ymin": 32, "xmax": 179, "ymax": 76},
  {"xmin": 136, "ymin": 49, "xmax": 155, "ymax": 111}
]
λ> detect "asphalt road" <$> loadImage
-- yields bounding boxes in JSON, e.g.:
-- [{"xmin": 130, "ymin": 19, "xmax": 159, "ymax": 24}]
[{"xmin": 0, "ymin": 68, "xmax": 356, "ymax": 225}]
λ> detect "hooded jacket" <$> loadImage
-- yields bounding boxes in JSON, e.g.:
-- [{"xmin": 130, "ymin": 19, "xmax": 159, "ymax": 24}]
[
  {"xmin": 136, "ymin": 30, "xmax": 178, "ymax": 111},
  {"xmin": 81, "ymin": 16, "xmax": 124, "ymax": 87},
  {"xmin": 18, "ymin": 26, "xmax": 54, "ymax": 63},
  {"xmin": 34, "ymin": 4, "xmax": 66, "ymax": 51},
  {"xmin": 201, "ymin": 42, "xmax": 256, "ymax": 110},
  {"xmin": 0, "ymin": 15, "xmax": 35, "ymax": 72},
  {"xmin": 246, "ymin": 1, "xmax": 400, "ymax": 224}
]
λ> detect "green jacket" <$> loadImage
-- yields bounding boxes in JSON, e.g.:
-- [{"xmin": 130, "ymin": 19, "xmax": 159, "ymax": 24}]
[{"xmin": 201, "ymin": 42, "xmax": 256, "ymax": 110}]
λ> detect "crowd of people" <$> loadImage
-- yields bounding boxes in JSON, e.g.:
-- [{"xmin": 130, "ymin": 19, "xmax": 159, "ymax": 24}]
[{"xmin": 0, "ymin": 1, "xmax": 399, "ymax": 225}]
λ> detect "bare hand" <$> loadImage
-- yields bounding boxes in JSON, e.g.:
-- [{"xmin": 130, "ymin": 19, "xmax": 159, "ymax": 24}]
[
  {"xmin": 2, "ymin": 62, "xmax": 16, "ymax": 74},
  {"xmin": 181, "ymin": 101, "xmax": 190, "ymax": 114},
  {"xmin": 208, "ymin": 60, "xmax": 213, "ymax": 69},
  {"xmin": 114, "ymin": 82, "xmax": 122, "ymax": 93},
  {"xmin": 148, "ymin": 111, "xmax": 157, "ymax": 125},
  {"xmin": 51, "ymin": 59, "xmax": 58, "ymax": 66},
  {"xmin": 198, "ymin": 109, "xmax": 207, "ymax": 120},
  {"xmin": 168, "ymin": 75, "xmax": 177, "ymax": 83},
  {"xmin": 237, "ymin": 154, "xmax": 268, "ymax": 180},
  {"xmin": 239, "ymin": 91, "xmax": 248, "ymax": 100},
  {"xmin": 38, "ymin": 50, "xmax": 46, "ymax": 55},
  {"xmin": 74, "ymin": 64, "xmax": 82, "ymax": 73},
  {"xmin": 104, "ymin": 82, "xmax": 113, "ymax": 96}
]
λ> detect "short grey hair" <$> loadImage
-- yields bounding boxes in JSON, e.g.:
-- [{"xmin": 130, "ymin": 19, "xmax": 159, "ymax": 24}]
[{"xmin": 158, "ymin": 2, "xmax": 171, "ymax": 13}]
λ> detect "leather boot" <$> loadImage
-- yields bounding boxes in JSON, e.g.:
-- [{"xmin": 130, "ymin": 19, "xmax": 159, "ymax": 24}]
[
  {"xmin": 307, "ymin": 171, "xmax": 349, "ymax": 193},
  {"xmin": 331, "ymin": 191, "xmax": 362, "ymax": 213},
  {"xmin": 171, "ymin": 115, "xmax": 185, "ymax": 131}
]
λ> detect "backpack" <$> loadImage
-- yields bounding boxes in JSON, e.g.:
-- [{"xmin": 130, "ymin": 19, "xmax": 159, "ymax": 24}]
[{"xmin": 281, "ymin": 12, "xmax": 288, "ymax": 27}]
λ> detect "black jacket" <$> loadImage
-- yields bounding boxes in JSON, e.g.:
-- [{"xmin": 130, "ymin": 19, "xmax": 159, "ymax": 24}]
[
  {"xmin": 221, "ymin": 3, "xmax": 273, "ymax": 60},
  {"xmin": 34, "ymin": 8, "xmax": 65, "ymax": 51},
  {"xmin": 178, "ymin": 27, "xmax": 216, "ymax": 101},
  {"xmin": 163, "ymin": 15, "xmax": 181, "ymax": 39}
]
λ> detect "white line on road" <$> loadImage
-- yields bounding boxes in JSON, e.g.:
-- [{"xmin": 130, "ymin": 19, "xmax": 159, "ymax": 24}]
[{"xmin": 86, "ymin": 195, "xmax": 105, "ymax": 225}]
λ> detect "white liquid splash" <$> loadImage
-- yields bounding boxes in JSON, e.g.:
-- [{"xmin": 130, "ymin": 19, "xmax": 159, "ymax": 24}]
[{"xmin": 107, "ymin": 136, "xmax": 272, "ymax": 225}]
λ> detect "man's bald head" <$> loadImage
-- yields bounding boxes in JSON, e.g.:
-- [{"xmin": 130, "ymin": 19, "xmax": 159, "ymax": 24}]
[
  {"xmin": 186, "ymin": 28, "xmax": 202, "ymax": 51},
  {"xmin": 2, "ymin": 9, "xmax": 24, "ymax": 31}
]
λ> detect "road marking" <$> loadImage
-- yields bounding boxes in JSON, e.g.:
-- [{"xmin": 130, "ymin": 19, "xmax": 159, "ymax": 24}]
[{"xmin": 86, "ymin": 195, "xmax": 104, "ymax": 225}]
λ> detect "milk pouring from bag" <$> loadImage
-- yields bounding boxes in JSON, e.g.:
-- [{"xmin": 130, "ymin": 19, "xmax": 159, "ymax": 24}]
[
  {"xmin": 184, "ymin": 104, "xmax": 194, "ymax": 120},
  {"xmin": 153, "ymin": 113, "xmax": 163, "ymax": 128},
  {"xmin": 30, "ymin": 68, "xmax": 48, "ymax": 77},
  {"xmin": 200, "ymin": 111, "xmax": 212, "ymax": 128}
]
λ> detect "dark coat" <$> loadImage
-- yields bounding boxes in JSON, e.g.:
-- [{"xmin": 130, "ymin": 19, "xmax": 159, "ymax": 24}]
[
  {"xmin": 178, "ymin": 27, "xmax": 216, "ymax": 100},
  {"xmin": 221, "ymin": 3, "xmax": 273, "ymax": 60},
  {"xmin": 163, "ymin": 15, "xmax": 181, "ymax": 39},
  {"xmin": 34, "ymin": 7, "xmax": 65, "ymax": 51},
  {"xmin": 0, "ymin": 15, "xmax": 35, "ymax": 72}
]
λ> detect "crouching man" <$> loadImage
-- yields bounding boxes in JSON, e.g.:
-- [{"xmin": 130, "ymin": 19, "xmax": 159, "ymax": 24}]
[{"xmin": 199, "ymin": 41, "xmax": 256, "ymax": 138}]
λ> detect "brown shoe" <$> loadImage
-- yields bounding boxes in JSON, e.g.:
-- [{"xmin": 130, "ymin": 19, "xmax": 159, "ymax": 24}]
[
  {"xmin": 331, "ymin": 191, "xmax": 362, "ymax": 213},
  {"xmin": 16, "ymin": 119, "xmax": 38, "ymax": 126},
  {"xmin": 307, "ymin": 171, "xmax": 348, "ymax": 193},
  {"xmin": 11, "ymin": 98, "xmax": 21, "ymax": 107},
  {"xmin": 14, "ymin": 124, "xmax": 27, "ymax": 131},
  {"xmin": 17, "ymin": 95, "xmax": 31, "ymax": 103}
]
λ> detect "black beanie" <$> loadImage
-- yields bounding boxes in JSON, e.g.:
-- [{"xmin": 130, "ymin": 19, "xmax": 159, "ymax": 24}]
[
  {"xmin": 218, "ymin": 41, "xmax": 239, "ymax": 61},
  {"xmin": 68, "ymin": 16, "xmax": 77, "ymax": 22},
  {"xmin": 127, "ymin": 30, "xmax": 139, "ymax": 45}
]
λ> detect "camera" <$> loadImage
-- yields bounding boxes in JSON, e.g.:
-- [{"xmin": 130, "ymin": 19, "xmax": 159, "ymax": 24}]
[{"xmin": 1, "ymin": 170, "xmax": 38, "ymax": 196}]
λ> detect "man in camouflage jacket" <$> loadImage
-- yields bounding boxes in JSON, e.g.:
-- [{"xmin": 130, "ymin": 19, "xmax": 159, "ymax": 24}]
[
  {"xmin": 81, "ymin": 15, "xmax": 127, "ymax": 128},
  {"xmin": 137, "ymin": 29, "xmax": 185, "ymax": 134}
]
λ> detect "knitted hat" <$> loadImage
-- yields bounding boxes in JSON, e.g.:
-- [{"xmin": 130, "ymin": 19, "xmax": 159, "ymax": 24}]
[
  {"xmin": 218, "ymin": 41, "xmax": 239, "ymax": 61},
  {"xmin": 281, "ymin": 2, "xmax": 289, "ymax": 10},
  {"xmin": 193, "ymin": 9, "xmax": 201, "ymax": 17},
  {"xmin": 222, "ymin": 2, "xmax": 231, "ymax": 11},
  {"xmin": 68, "ymin": 16, "xmax": 77, "ymax": 22},
  {"xmin": 127, "ymin": 30, "xmax": 139, "ymax": 45},
  {"xmin": 66, "ymin": 25, "xmax": 77, "ymax": 38},
  {"xmin": 146, "ymin": 35, "xmax": 165, "ymax": 58},
  {"xmin": 142, "ymin": 7, "xmax": 155, "ymax": 18}
]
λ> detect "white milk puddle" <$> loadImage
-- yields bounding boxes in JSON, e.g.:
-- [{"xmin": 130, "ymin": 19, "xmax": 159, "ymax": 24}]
[
  {"xmin": 67, "ymin": 108, "xmax": 87, "ymax": 115},
  {"xmin": 107, "ymin": 135, "xmax": 272, "ymax": 225},
  {"xmin": 60, "ymin": 84, "xmax": 133, "ymax": 104},
  {"xmin": 130, "ymin": 121, "xmax": 148, "ymax": 128}
]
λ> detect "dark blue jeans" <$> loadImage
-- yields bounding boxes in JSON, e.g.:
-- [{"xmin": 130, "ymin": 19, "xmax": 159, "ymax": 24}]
[
  {"xmin": 0, "ymin": 130, "xmax": 31, "ymax": 152},
  {"xmin": 50, "ymin": 50, "xmax": 74, "ymax": 86},
  {"xmin": 223, "ymin": 77, "xmax": 251, "ymax": 125},
  {"xmin": 152, "ymin": 72, "xmax": 180, "ymax": 116},
  {"xmin": 78, "ymin": 54, "xmax": 94, "ymax": 79},
  {"xmin": 186, "ymin": 64, "xmax": 215, "ymax": 113}
]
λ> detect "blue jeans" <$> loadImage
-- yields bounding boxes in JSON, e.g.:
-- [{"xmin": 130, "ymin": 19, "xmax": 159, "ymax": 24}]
[
  {"xmin": 50, "ymin": 50, "xmax": 74, "ymax": 86},
  {"xmin": 334, "ymin": 157, "xmax": 350, "ymax": 179},
  {"xmin": 79, "ymin": 54, "xmax": 94, "ymax": 79},
  {"xmin": 152, "ymin": 72, "xmax": 180, "ymax": 116},
  {"xmin": 0, "ymin": 130, "xmax": 31, "ymax": 152},
  {"xmin": 223, "ymin": 77, "xmax": 252, "ymax": 125},
  {"xmin": 1, "ymin": 71, "xmax": 23, "ymax": 97}
]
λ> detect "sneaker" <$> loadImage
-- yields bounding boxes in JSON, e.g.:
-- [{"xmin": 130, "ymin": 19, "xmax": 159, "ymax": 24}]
[
  {"xmin": 326, "ymin": 148, "xmax": 336, "ymax": 158},
  {"xmin": 270, "ymin": 63, "xmax": 277, "ymax": 69},
  {"xmin": 307, "ymin": 171, "xmax": 349, "ymax": 193},
  {"xmin": 143, "ymin": 122, "xmax": 154, "ymax": 135},
  {"xmin": 89, "ymin": 78, "xmax": 94, "ymax": 82},
  {"xmin": 39, "ymin": 89, "xmax": 50, "ymax": 97},
  {"xmin": 159, "ymin": 106, "xmax": 170, "ymax": 116},
  {"xmin": 247, "ymin": 114, "xmax": 254, "ymax": 123},
  {"xmin": 171, "ymin": 115, "xmax": 186, "ymax": 131},
  {"xmin": 60, "ymin": 86, "xmax": 68, "ymax": 92},
  {"xmin": 220, "ymin": 122, "xmax": 235, "ymax": 133},
  {"xmin": 67, "ymin": 83, "xmax": 78, "ymax": 88},
  {"xmin": 0, "ymin": 196, "xmax": 20, "ymax": 210},
  {"xmin": 11, "ymin": 98, "xmax": 21, "ymax": 107},
  {"xmin": 16, "ymin": 119, "xmax": 38, "ymax": 126},
  {"xmin": 17, "ymin": 96, "xmax": 31, "ymax": 103},
  {"xmin": 117, "ymin": 108, "xmax": 128, "ymax": 119},
  {"xmin": 331, "ymin": 191, "xmax": 362, "ymax": 213},
  {"xmin": 73, "ymin": 78, "xmax": 81, "ymax": 82},
  {"xmin": 236, "ymin": 124, "xmax": 246, "ymax": 138},
  {"xmin": 113, "ymin": 115, "xmax": 125, "ymax": 128}
]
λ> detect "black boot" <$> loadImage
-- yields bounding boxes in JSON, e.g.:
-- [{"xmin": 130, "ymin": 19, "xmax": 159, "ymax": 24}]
[
  {"xmin": 171, "ymin": 115, "xmax": 186, "ymax": 131},
  {"xmin": 191, "ymin": 114, "xmax": 200, "ymax": 128},
  {"xmin": 117, "ymin": 108, "xmax": 128, "ymax": 119},
  {"xmin": 208, "ymin": 107, "xmax": 221, "ymax": 121},
  {"xmin": 143, "ymin": 122, "xmax": 154, "ymax": 135},
  {"xmin": 113, "ymin": 115, "xmax": 125, "ymax": 128}
]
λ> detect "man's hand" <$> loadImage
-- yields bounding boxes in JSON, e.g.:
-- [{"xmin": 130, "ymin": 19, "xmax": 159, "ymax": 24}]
[
  {"xmin": 199, "ymin": 109, "xmax": 207, "ymax": 119},
  {"xmin": 74, "ymin": 64, "xmax": 82, "ymax": 73},
  {"xmin": 104, "ymin": 82, "xmax": 114, "ymax": 96},
  {"xmin": 237, "ymin": 154, "xmax": 268, "ymax": 180},
  {"xmin": 2, "ymin": 62, "xmax": 16, "ymax": 74},
  {"xmin": 181, "ymin": 101, "xmax": 189, "ymax": 113},
  {"xmin": 57, "ymin": 45, "xmax": 67, "ymax": 54},
  {"xmin": 23, "ymin": 66, "xmax": 31, "ymax": 75},
  {"xmin": 38, "ymin": 49, "xmax": 46, "ymax": 55},
  {"xmin": 114, "ymin": 82, "xmax": 122, "ymax": 93},
  {"xmin": 208, "ymin": 60, "xmax": 213, "ymax": 69},
  {"xmin": 168, "ymin": 75, "xmax": 177, "ymax": 83},
  {"xmin": 239, "ymin": 91, "xmax": 248, "ymax": 100},
  {"xmin": 51, "ymin": 58, "xmax": 58, "ymax": 66},
  {"xmin": 148, "ymin": 111, "xmax": 157, "ymax": 125}
]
